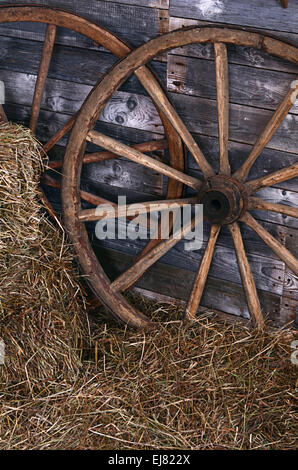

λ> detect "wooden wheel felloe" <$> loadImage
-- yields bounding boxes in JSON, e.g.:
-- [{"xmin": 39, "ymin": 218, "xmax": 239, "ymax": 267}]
[
  {"xmin": 0, "ymin": 5, "xmax": 184, "ymax": 218},
  {"xmin": 60, "ymin": 27, "xmax": 297, "ymax": 329}
]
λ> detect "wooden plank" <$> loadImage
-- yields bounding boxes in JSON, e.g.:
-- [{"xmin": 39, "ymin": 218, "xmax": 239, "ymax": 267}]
[
  {"xmin": 245, "ymin": 163, "xmax": 298, "ymax": 195},
  {"xmin": 81, "ymin": 158, "xmax": 163, "ymax": 196},
  {"xmin": 45, "ymin": 136, "xmax": 165, "ymax": 198},
  {"xmin": 0, "ymin": 0, "xmax": 162, "ymax": 48},
  {"xmin": 110, "ymin": 217, "xmax": 200, "ymax": 292},
  {"xmin": 248, "ymin": 188, "xmax": 298, "ymax": 230},
  {"xmin": 43, "ymin": 175, "xmax": 162, "ymax": 209},
  {"xmin": 282, "ymin": 269, "xmax": 297, "ymax": 302},
  {"xmin": 100, "ymin": 90, "xmax": 164, "ymax": 134},
  {"xmin": 186, "ymin": 133, "xmax": 298, "ymax": 193},
  {"xmin": 89, "ymin": 228, "xmax": 285, "ymax": 296},
  {"xmin": 219, "ymin": 221, "xmax": 297, "ymax": 260},
  {"xmin": 97, "ymin": 89, "xmax": 298, "ymax": 155},
  {"xmin": 0, "ymin": 69, "xmax": 165, "ymax": 134},
  {"xmin": 0, "ymin": 36, "xmax": 166, "ymax": 93},
  {"xmin": 234, "ymin": 86, "xmax": 298, "ymax": 181},
  {"xmin": 133, "ymin": 286, "xmax": 248, "ymax": 325},
  {"xmin": 103, "ymin": 0, "xmax": 169, "ymax": 7},
  {"xmin": 0, "ymin": 19, "xmax": 99, "ymax": 52},
  {"xmin": 170, "ymin": 0, "xmax": 298, "ymax": 33},
  {"xmin": 4, "ymin": 96, "xmax": 297, "ymax": 199},
  {"xmin": 241, "ymin": 212, "xmax": 298, "ymax": 276},
  {"xmin": 161, "ymin": 241, "xmax": 285, "ymax": 296},
  {"xmin": 46, "ymin": 139, "xmax": 168, "ymax": 167},
  {"xmin": 1, "ymin": 2, "xmax": 297, "ymax": 72},
  {"xmin": 0, "ymin": 0, "xmax": 294, "ymax": 325},
  {"xmin": 167, "ymin": 55, "xmax": 298, "ymax": 114},
  {"xmin": 279, "ymin": 296, "xmax": 297, "ymax": 325},
  {"xmin": 248, "ymin": 198, "xmax": 298, "ymax": 220},
  {"xmin": 168, "ymin": 17, "xmax": 298, "ymax": 74},
  {"xmin": 168, "ymin": 91, "xmax": 298, "ymax": 154},
  {"xmin": 1, "ymin": 65, "xmax": 297, "ymax": 155},
  {"xmin": 3, "ymin": 101, "xmax": 163, "ymax": 150},
  {"xmin": 95, "ymin": 246, "xmax": 283, "ymax": 324},
  {"xmin": 1, "ymin": 11, "xmax": 297, "ymax": 75}
]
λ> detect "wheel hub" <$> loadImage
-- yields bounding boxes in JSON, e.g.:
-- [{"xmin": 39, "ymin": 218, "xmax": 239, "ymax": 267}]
[{"xmin": 199, "ymin": 175, "xmax": 247, "ymax": 224}]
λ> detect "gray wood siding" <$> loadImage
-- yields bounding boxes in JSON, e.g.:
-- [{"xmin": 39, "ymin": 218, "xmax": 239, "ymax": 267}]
[
  {"xmin": 170, "ymin": 0, "xmax": 298, "ymax": 33},
  {"xmin": 0, "ymin": 0, "xmax": 297, "ymax": 324}
]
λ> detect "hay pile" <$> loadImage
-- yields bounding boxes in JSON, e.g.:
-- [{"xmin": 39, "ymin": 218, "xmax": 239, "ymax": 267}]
[
  {"xmin": 0, "ymin": 123, "xmax": 90, "ymax": 386},
  {"xmin": 0, "ymin": 123, "xmax": 297, "ymax": 450}
]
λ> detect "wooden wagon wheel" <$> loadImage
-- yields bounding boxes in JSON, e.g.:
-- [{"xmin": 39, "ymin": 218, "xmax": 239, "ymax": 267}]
[
  {"xmin": 0, "ymin": 5, "xmax": 184, "ymax": 218},
  {"xmin": 62, "ymin": 27, "xmax": 298, "ymax": 329}
]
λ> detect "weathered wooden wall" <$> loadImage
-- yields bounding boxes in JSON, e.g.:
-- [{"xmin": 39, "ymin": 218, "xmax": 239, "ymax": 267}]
[{"xmin": 0, "ymin": 0, "xmax": 297, "ymax": 324}]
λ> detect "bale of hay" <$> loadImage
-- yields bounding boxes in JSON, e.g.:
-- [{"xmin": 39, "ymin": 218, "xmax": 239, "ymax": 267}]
[{"xmin": 0, "ymin": 123, "xmax": 91, "ymax": 388}]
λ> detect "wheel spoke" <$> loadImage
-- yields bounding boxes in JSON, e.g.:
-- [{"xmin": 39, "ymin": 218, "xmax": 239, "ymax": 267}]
[
  {"xmin": 132, "ymin": 122, "xmax": 185, "ymax": 263},
  {"xmin": 111, "ymin": 215, "xmax": 202, "ymax": 292},
  {"xmin": 78, "ymin": 197, "xmax": 196, "ymax": 222},
  {"xmin": 134, "ymin": 203, "xmax": 182, "ymax": 260},
  {"xmin": 134, "ymin": 227, "xmax": 163, "ymax": 260},
  {"xmin": 214, "ymin": 43, "xmax": 230, "ymax": 175},
  {"xmin": 134, "ymin": 67, "xmax": 215, "ymax": 178},
  {"xmin": 42, "ymin": 173, "xmax": 119, "ymax": 207},
  {"xmin": 30, "ymin": 23, "xmax": 56, "ymax": 133},
  {"xmin": 186, "ymin": 224, "xmax": 221, "ymax": 318},
  {"xmin": 234, "ymin": 79, "xmax": 298, "ymax": 181},
  {"xmin": 248, "ymin": 197, "xmax": 298, "ymax": 219},
  {"xmin": 43, "ymin": 112, "xmax": 78, "ymax": 153},
  {"xmin": 47, "ymin": 139, "xmax": 168, "ymax": 169},
  {"xmin": 228, "ymin": 222, "xmax": 264, "ymax": 328},
  {"xmin": 245, "ymin": 162, "xmax": 298, "ymax": 194},
  {"xmin": 241, "ymin": 212, "xmax": 298, "ymax": 276},
  {"xmin": 41, "ymin": 174, "xmax": 149, "ymax": 227},
  {"xmin": 87, "ymin": 130, "xmax": 202, "ymax": 190}
]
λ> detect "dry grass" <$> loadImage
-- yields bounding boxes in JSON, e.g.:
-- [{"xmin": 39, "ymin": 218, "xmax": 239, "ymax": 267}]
[
  {"xmin": 0, "ymin": 123, "xmax": 297, "ymax": 450},
  {"xmin": 0, "ymin": 123, "xmax": 90, "ymax": 388}
]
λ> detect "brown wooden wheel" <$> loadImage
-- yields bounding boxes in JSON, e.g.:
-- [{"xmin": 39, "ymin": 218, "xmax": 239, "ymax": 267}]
[
  {"xmin": 0, "ymin": 5, "xmax": 184, "ymax": 219},
  {"xmin": 62, "ymin": 26, "xmax": 298, "ymax": 329}
]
